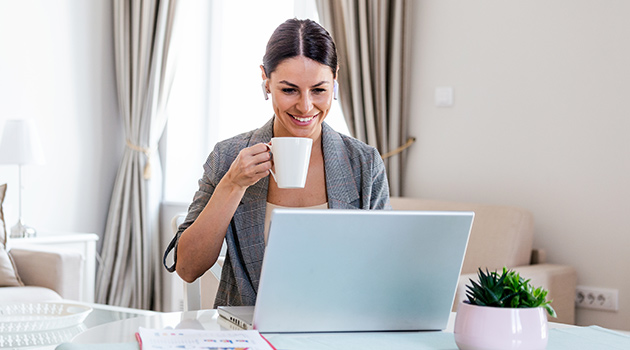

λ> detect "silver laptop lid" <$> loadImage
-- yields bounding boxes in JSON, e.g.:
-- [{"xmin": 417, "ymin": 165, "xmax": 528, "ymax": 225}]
[{"xmin": 253, "ymin": 209, "xmax": 474, "ymax": 333}]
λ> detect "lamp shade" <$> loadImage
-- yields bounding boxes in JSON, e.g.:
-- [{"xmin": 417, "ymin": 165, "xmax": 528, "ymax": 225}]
[{"xmin": 0, "ymin": 119, "xmax": 45, "ymax": 165}]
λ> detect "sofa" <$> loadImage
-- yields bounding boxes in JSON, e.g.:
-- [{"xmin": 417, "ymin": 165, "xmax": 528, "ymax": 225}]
[
  {"xmin": 389, "ymin": 197, "xmax": 577, "ymax": 324},
  {"xmin": 0, "ymin": 246, "xmax": 83, "ymax": 303},
  {"xmin": 0, "ymin": 182, "xmax": 84, "ymax": 302}
]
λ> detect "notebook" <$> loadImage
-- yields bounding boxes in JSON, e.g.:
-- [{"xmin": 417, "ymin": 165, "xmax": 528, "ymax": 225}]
[{"xmin": 218, "ymin": 208, "xmax": 474, "ymax": 333}]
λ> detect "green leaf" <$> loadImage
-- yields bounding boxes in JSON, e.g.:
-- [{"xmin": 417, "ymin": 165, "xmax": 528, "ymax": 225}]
[{"xmin": 463, "ymin": 267, "xmax": 558, "ymax": 317}]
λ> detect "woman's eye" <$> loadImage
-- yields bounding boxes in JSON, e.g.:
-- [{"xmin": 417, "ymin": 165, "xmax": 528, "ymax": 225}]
[
  {"xmin": 282, "ymin": 88, "xmax": 297, "ymax": 94},
  {"xmin": 312, "ymin": 88, "xmax": 326, "ymax": 94}
]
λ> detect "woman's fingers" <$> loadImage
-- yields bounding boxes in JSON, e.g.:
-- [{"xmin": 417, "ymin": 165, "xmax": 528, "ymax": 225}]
[
  {"xmin": 226, "ymin": 143, "xmax": 272, "ymax": 187},
  {"xmin": 239, "ymin": 143, "xmax": 271, "ymax": 172}
]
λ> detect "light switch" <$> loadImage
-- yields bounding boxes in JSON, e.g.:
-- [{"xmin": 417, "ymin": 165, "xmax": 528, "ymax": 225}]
[{"xmin": 435, "ymin": 87, "xmax": 454, "ymax": 107}]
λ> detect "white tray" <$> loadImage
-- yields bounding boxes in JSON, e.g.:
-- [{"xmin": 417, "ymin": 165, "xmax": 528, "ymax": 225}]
[
  {"xmin": 0, "ymin": 323, "xmax": 86, "ymax": 348},
  {"xmin": 0, "ymin": 302, "xmax": 92, "ymax": 333}
]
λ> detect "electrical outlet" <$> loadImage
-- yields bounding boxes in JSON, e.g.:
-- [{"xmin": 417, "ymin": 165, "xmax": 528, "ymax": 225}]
[{"xmin": 575, "ymin": 286, "xmax": 619, "ymax": 311}]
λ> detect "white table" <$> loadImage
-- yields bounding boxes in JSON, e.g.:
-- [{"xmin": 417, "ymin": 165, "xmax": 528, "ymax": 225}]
[
  {"xmin": 9, "ymin": 232, "xmax": 99, "ymax": 302},
  {"xmin": 69, "ymin": 309, "xmax": 630, "ymax": 350},
  {"xmin": 0, "ymin": 301, "xmax": 157, "ymax": 350},
  {"xmin": 72, "ymin": 309, "xmax": 226, "ymax": 344}
]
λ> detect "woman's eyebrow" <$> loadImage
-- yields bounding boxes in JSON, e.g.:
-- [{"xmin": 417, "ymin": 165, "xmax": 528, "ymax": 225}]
[
  {"xmin": 311, "ymin": 81, "xmax": 330, "ymax": 88},
  {"xmin": 278, "ymin": 80, "xmax": 330, "ymax": 88}
]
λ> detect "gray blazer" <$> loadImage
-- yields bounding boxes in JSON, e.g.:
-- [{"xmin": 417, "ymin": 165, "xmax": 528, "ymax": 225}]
[{"xmin": 165, "ymin": 118, "xmax": 391, "ymax": 307}]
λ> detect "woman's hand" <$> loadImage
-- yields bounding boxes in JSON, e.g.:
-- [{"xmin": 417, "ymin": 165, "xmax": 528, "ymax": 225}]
[{"xmin": 223, "ymin": 143, "xmax": 272, "ymax": 189}]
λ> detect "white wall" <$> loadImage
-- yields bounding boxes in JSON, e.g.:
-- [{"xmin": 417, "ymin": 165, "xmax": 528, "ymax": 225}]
[
  {"xmin": 0, "ymin": 0, "xmax": 121, "ymax": 246},
  {"xmin": 405, "ymin": 1, "xmax": 630, "ymax": 330}
]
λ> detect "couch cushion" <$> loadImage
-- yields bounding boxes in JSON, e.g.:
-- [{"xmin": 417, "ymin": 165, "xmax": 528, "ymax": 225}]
[
  {"xmin": 0, "ymin": 183, "xmax": 23, "ymax": 287},
  {"xmin": 0, "ymin": 249, "xmax": 23, "ymax": 287},
  {"xmin": 390, "ymin": 197, "xmax": 534, "ymax": 274},
  {"xmin": 0, "ymin": 286, "xmax": 62, "ymax": 302}
]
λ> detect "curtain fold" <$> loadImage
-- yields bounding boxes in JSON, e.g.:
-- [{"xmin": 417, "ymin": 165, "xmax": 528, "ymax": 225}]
[
  {"xmin": 96, "ymin": 0, "xmax": 179, "ymax": 310},
  {"xmin": 316, "ymin": 0, "xmax": 411, "ymax": 196}
]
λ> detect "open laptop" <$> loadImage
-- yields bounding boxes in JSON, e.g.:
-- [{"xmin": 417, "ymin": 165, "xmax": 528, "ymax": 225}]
[{"xmin": 218, "ymin": 208, "xmax": 474, "ymax": 333}]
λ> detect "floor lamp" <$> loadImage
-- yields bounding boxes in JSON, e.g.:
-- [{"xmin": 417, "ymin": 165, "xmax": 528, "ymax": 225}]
[{"xmin": 0, "ymin": 119, "xmax": 45, "ymax": 238}]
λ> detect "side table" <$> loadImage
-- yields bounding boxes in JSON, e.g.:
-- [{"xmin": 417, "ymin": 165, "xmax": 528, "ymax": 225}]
[{"xmin": 8, "ymin": 232, "xmax": 99, "ymax": 303}]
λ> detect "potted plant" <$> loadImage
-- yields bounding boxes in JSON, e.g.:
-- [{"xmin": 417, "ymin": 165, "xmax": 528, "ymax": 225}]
[{"xmin": 454, "ymin": 267, "xmax": 556, "ymax": 350}]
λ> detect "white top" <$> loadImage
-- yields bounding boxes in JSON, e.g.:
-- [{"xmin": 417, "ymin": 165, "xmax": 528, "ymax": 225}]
[{"xmin": 264, "ymin": 202, "xmax": 328, "ymax": 245}]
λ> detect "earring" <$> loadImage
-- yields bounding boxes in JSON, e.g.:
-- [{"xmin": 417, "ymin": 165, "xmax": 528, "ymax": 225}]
[
  {"xmin": 333, "ymin": 80, "xmax": 339, "ymax": 100},
  {"xmin": 261, "ymin": 80, "xmax": 269, "ymax": 100}
]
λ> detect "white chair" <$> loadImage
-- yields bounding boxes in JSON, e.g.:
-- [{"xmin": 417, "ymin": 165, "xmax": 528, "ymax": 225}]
[{"xmin": 171, "ymin": 213, "xmax": 225, "ymax": 311}]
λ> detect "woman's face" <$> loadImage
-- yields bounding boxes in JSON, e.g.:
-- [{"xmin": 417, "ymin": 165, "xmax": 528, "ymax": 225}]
[{"xmin": 262, "ymin": 56, "xmax": 336, "ymax": 140}]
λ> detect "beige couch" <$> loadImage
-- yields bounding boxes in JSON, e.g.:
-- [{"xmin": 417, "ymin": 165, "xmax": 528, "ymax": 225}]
[
  {"xmin": 0, "ymin": 247, "xmax": 83, "ymax": 302},
  {"xmin": 390, "ymin": 197, "xmax": 577, "ymax": 324}
]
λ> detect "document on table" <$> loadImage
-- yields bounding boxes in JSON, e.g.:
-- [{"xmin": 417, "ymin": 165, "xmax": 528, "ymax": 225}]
[{"xmin": 136, "ymin": 327, "xmax": 276, "ymax": 350}]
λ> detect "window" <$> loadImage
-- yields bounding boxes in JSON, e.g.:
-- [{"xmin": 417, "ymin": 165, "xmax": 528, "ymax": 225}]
[{"xmin": 164, "ymin": 0, "xmax": 348, "ymax": 203}]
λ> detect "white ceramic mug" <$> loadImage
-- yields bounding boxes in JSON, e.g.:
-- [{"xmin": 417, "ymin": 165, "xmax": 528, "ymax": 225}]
[{"xmin": 265, "ymin": 137, "xmax": 313, "ymax": 188}]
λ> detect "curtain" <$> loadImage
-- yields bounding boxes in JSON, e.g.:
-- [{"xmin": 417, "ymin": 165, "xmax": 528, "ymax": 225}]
[
  {"xmin": 315, "ymin": 0, "xmax": 412, "ymax": 196},
  {"xmin": 96, "ymin": 0, "xmax": 179, "ymax": 310}
]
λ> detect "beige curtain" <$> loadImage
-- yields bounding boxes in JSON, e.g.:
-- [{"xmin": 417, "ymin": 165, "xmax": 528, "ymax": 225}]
[
  {"xmin": 96, "ymin": 0, "xmax": 179, "ymax": 310},
  {"xmin": 316, "ymin": 0, "xmax": 412, "ymax": 196}
]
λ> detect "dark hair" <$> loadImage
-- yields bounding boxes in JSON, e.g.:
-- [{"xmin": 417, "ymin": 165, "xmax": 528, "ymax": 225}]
[{"xmin": 262, "ymin": 18, "xmax": 338, "ymax": 79}]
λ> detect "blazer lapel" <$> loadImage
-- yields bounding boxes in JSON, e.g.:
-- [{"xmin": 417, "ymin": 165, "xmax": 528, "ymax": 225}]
[{"xmin": 322, "ymin": 123, "xmax": 360, "ymax": 209}]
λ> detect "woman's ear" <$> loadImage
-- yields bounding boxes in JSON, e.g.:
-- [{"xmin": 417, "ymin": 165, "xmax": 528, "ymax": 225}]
[
  {"xmin": 260, "ymin": 65, "xmax": 268, "ymax": 81},
  {"xmin": 260, "ymin": 65, "xmax": 270, "ymax": 100}
]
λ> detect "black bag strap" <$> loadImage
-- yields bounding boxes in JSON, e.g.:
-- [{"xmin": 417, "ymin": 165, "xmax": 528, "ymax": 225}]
[{"xmin": 163, "ymin": 231, "xmax": 180, "ymax": 273}]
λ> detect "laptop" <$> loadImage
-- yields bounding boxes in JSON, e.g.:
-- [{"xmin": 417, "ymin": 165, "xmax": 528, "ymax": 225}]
[{"xmin": 218, "ymin": 208, "xmax": 474, "ymax": 333}]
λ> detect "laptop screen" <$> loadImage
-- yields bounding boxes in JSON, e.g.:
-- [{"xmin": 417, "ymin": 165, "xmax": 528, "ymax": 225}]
[{"xmin": 249, "ymin": 209, "xmax": 474, "ymax": 333}]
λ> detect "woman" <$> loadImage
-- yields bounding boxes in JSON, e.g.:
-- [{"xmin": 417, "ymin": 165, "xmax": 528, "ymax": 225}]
[{"xmin": 164, "ymin": 19, "xmax": 390, "ymax": 307}]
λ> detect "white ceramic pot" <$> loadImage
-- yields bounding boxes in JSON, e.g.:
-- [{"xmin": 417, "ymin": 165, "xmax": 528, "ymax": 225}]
[{"xmin": 454, "ymin": 302, "xmax": 548, "ymax": 350}]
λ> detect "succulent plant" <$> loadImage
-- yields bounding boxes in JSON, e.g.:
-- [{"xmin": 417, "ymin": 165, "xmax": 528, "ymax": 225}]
[{"xmin": 465, "ymin": 267, "xmax": 557, "ymax": 318}]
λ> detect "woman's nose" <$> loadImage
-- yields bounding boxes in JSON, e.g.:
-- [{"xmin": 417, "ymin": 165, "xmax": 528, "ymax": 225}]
[{"xmin": 296, "ymin": 94, "xmax": 313, "ymax": 113}]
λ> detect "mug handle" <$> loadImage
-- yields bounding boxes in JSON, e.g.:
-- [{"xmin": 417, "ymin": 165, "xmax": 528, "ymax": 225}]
[{"xmin": 264, "ymin": 143, "xmax": 277, "ymax": 183}]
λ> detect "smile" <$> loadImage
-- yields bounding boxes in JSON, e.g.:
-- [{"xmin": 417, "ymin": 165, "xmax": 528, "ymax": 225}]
[{"xmin": 290, "ymin": 114, "xmax": 317, "ymax": 123}]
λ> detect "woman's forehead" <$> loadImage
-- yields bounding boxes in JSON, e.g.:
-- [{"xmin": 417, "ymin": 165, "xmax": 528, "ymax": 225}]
[{"xmin": 270, "ymin": 56, "xmax": 334, "ymax": 83}]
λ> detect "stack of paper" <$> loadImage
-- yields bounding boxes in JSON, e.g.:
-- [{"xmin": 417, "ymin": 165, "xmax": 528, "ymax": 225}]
[{"xmin": 135, "ymin": 327, "xmax": 276, "ymax": 350}]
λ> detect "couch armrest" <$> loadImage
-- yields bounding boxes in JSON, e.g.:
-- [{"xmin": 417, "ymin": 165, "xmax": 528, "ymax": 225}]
[
  {"xmin": 9, "ymin": 247, "xmax": 84, "ymax": 300},
  {"xmin": 453, "ymin": 263, "xmax": 577, "ymax": 325}
]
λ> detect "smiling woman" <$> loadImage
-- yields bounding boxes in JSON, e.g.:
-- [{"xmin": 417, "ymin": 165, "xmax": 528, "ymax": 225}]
[
  {"xmin": 164, "ymin": 17, "xmax": 391, "ymax": 308},
  {"xmin": 163, "ymin": 0, "xmax": 348, "ymax": 204}
]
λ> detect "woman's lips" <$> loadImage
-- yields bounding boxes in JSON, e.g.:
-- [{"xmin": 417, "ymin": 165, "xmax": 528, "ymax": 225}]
[{"xmin": 289, "ymin": 113, "xmax": 318, "ymax": 124}]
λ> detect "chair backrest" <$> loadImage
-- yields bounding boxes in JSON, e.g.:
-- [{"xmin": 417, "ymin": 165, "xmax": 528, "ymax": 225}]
[
  {"xmin": 389, "ymin": 197, "xmax": 534, "ymax": 274},
  {"xmin": 172, "ymin": 213, "xmax": 225, "ymax": 311}
]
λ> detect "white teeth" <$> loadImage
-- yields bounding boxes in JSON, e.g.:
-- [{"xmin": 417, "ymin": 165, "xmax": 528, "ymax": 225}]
[{"xmin": 292, "ymin": 115, "xmax": 315, "ymax": 122}]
